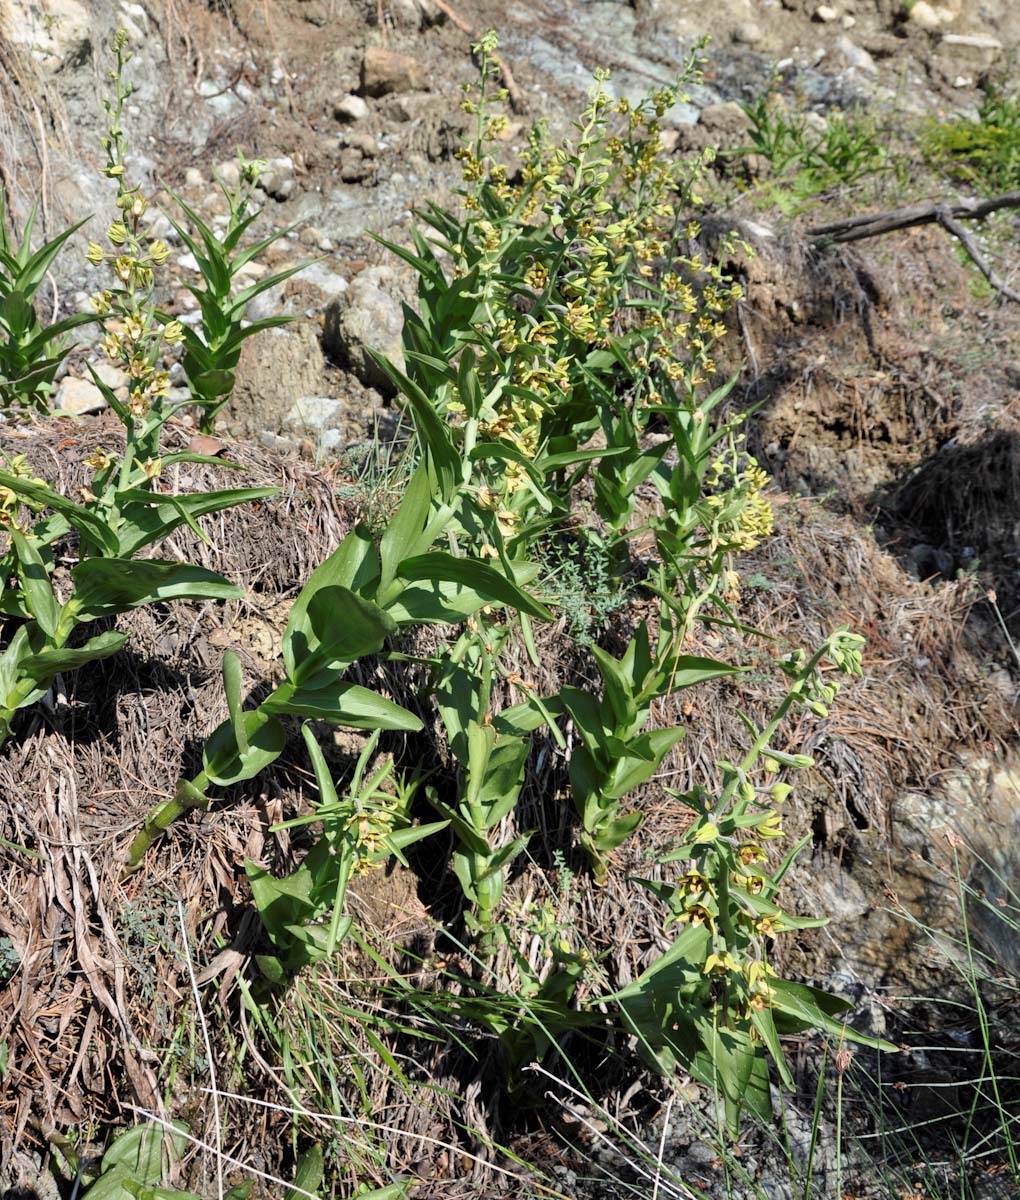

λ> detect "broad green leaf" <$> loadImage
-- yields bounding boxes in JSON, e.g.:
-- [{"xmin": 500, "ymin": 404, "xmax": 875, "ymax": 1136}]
[
  {"xmin": 12, "ymin": 214, "xmax": 91, "ymax": 297},
  {"xmin": 693, "ymin": 1017, "xmax": 772, "ymax": 1132},
  {"xmin": 603, "ymin": 727, "xmax": 686, "ymax": 800},
  {"xmin": 112, "ymin": 486, "xmax": 278, "ymax": 558},
  {"xmin": 378, "ymin": 464, "xmax": 433, "ymax": 594},
  {"xmin": 284, "ymin": 1146, "xmax": 323, "ymax": 1200},
  {"xmin": 203, "ymin": 710, "xmax": 287, "ymax": 786},
  {"xmin": 0, "ymin": 471, "xmax": 119, "ymax": 555},
  {"xmin": 263, "ymin": 680, "xmax": 422, "ymax": 732},
  {"xmin": 769, "ymin": 978, "xmax": 897, "ymax": 1051},
  {"xmin": 592, "ymin": 809, "xmax": 643, "ymax": 851},
  {"xmin": 301, "ymin": 723, "xmax": 339, "ymax": 808},
  {"xmin": 369, "ymin": 352, "xmax": 461, "ymax": 500},
  {"xmin": 397, "ymin": 552, "xmax": 552, "ymax": 620},
  {"xmin": 282, "ymin": 528, "xmax": 381, "ymax": 677},
  {"xmin": 100, "ymin": 1121, "xmax": 188, "ymax": 1181},
  {"xmin": 591, "ymin": 644, "xmax": 639, "ymax": 731},
  {"xmin": 10, "ymin": 530, "xmax": 60, "ymax": 638},
  {"xmin": 284, "ymin": 585, "xmax": 395, "ymax": 685},
  {"xmin": 20, "ymin": 630, "xmax": 127, "ymax": 678},
  {"xmin": 649, "ymin": 654, "xmax": 744, "ymax": 701},
  {"xmin": 189, "ymin": 367, "xmax": 235, "ymax": 399},
  {"xmin": 71, "ymin": 559, "xmax": 242, "ymax": 619},
  {"xmin": 222, "ymin": 650, "xmax": 248, "ymax": 754}
]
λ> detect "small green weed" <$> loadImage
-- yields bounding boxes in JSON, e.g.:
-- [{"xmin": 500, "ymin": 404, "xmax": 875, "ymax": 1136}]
[
  {"xmin": 922, "ymin": 83, "xmax": 1020, "ymax": 193},
  {"xmin": 540, "ymin": 532, "xmax": 629, "ymax": 646},
  {"xmin": 736, "ymin": 89, "xmax": 888, "ymax": 208},
  {"xmin": 0, "ymin": 196, "xmax": 94, "ymax": 412},
  {"xmin": 164, "ymin": 157, "xmax": 306, "ymax": 433},
  {"xmin": 0, "ymin": 934, "xmax": 19, "ymax": 985}
]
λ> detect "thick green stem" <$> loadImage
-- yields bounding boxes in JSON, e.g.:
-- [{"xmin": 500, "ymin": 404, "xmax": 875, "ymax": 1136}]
[{"xmin": 122, "ymin": 775, "xmax": 208, "ymax": 876}]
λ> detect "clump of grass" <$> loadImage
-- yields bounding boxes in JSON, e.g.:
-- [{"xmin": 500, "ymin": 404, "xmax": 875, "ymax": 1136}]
[
  {"xmin": 735, "ymin": 87, "xmax": 888, "ymax": 210},
  {"xmin": 922, "ymin": 83, "xmax": 1020, "ymax": 194},
  {"xmin": 539, "ymin": 531, "xmax": 630, "ymax": 647}
]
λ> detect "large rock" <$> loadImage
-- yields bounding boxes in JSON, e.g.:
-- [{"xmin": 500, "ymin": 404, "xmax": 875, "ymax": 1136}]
[
  {"xmin": 935, "ymin": 32, "xmax": 1003, "ymax": 70},
  {"xmin": 1, "ymin": 0, "xmax": 90, "ymax": 67},
  {"xmin": 323, "ymin": 266, "xmax": 404, "ymax": 394},
  {"xmin": 359, "ymin": 47, "xmax": 428, "ymax": 97},
  {"xmin": 228, "ymin": 322, "xmax": 326, "ymax": 433},
  {"xmin": 54, "ymin": 375, "xmax": 107, "ymax": 416}
]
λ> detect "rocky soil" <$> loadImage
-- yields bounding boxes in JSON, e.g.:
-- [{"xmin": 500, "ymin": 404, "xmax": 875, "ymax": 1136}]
[{"xmin": 1, "ymin": 0, "xmax": 1019, "ymax": 1197}]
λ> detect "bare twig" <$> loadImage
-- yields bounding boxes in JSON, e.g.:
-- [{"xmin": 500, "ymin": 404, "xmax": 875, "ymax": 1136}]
[
  {"xmin": 935, "ymin": 204, "xmax": 1020, "ymax": 304},
  {"xmin": 807, "ymin": 189, "xmax": 1020, "ymax": 244},
  {"xmin": 808, "ymin": 190, "xmax": 1020, "ymax": 304},
  {"xmin": 431, "ymin": 0, "xmax": 529, "ymax": 114}
]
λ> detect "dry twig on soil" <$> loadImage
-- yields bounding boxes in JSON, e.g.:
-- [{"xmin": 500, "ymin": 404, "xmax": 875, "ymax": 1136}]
[
  {"xmin": 808, "ymin": 190, "xmax": 1020, "ymax": 303},
  {"xmin": 431, "ymin": 0, "xmax": 529, "ymax": 114}
]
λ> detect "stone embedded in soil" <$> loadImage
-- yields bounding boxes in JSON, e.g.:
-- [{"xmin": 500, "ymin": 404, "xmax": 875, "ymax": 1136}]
[
  {"xmin": 835, "ymin": 35, "xmax": 877, "ymax": 73},
  {"xmin": 335, "ymin": 93, "xmax": 370, "ymax": 123},
  {"xmin": 54, "ymin": 376, "xmax": 107, "ymax": 416},
  {"xmin": 731, "ymin": 20, "xmax": 764, "ymax": 44},
  {"xmin": 284, "ymin": 396, "xmax": 345, "ymax": 434},
  {"xmin": 229, "ymin": 322, "xmax": 326, "ymax": 432},
  {"xmin": 4, "ymin": 0, "xmax": 89, "ymax": 68},
  {"xmin": 697, "ymin": 100, "xmax": 753, "ymax": 138},
  {"xmin": 258, "ymin": 156, "xmax": 297, "ymax": 201},
  {"xmin": 907, "ymin": 1, "xmax": 943, "ymax": 30},
  {"xmin": 813, "ymin": 4, "xmax": 839, "ymax": 21},
  {"xmin": 936, "ymin": 32, "xmax": 1003, "ymax": 70},
  {"xmin": 359, "ymin": 46, "xmax": 429, "ymax": 97},
  {"xmin": 323, "ymin": 265, "xmax": 404, "ymax": 394},
  {"xmin": 215, "ymin": 160, "xmax": 242, "ymax": 189},
  {"xmin": 91, "ymin": 361, "xmax": 129, "ymax": 395}
]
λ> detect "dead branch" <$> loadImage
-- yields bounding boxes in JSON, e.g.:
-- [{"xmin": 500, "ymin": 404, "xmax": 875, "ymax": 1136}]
[
  {"xmin": 935, "ymin": 205, "xmax": 1020, "ymax": 305},
  {"xmin": 807, "ymin": 190, "xmax": 1020, "ymax": 243},
  {"xmin": 808, "ymin": 190, "xmax": 1020, "ymax": 304},
  {"xmin": 432, "ymin": 0, "xmax": 529, "ymax": 115}
]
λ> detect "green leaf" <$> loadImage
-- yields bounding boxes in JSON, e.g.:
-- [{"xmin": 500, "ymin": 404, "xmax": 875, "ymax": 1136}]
[
  {"xmin": 284, "ymin": 585, "xmax": 395, "ymax": 685},
  {"xmin": 768, "ymin": 978, "xmax": 897, "ymax": 1051},
  {"xmin": 112, "ymin": 486, "xmax": 278, "ymax": 558},
  {"xmin": 603, "ymin": 727, "xmax": 686, "ymax": 800},
  {"xmin": 284, "ymin": 1145, "xmax": 323, "ymax": 1200},
  {"xmin": 203, "ymin": 710, "xmax": 287, "ymax": 786},
  {"xmin": 378, "ymin": 464, "xmax": 433, "ymax": 594},
  {"xmin": 12, "ymin": 215, "xmax": 90, "ymax": 298},
  {"xmin": 282, "ymin": 528, "xmax": 382, "ymax": 674},
  {"xmin": 20, "ymin": 630, "xmax": 127, "ymax": 678},
  {"xmin": 0, "ymin": 470, "xmax": 119, "ymax": 555},
  {"xmin": 1, "ymin": 290, "xmax": 35, "ymax": 337},
  {"xmin": 650, "ymin": 654, "xmax": 744, "ymax": 701},
  {"xmin": 396, "ymin": 552, "xmax": 552, "ymax": 620},
  {"xmin": 10, "ymin": 530, "xmax": 60, "ymax": 638},
  {"xmin": 262, "ymin": 680, "xmax": 423, "ymax": 731},
  {"xmin": 71, "ymin": 559, "xmax": 242, "ymax": 619},
  {"xmin": 301, "ymin": 723, "xmax": 339, "ymax": 809},
  {"xmin": 693, "ymin": 1017, "xmax": 772, "ymax": 1132},
  {"xmin": 100, "ymin": 1121, "xmax": 188, "ymax": 1182},
  {"xmin": 189, "ymin": 367, "xmax": 235, "ymax": 400},
  {"xmin": 368, "ymin": 353, "xmax": 461, "ymax": 500},
  {"xmin": 591, "ymin": 644, "xmax": 639, "ymax": 731},
  {"xmin": 222, "ymin": 650, "xmax": 248, "ymax": 754},
  {"xmin": 591, "ymin": 809, "xmax": 643, "ymax": 851}
]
